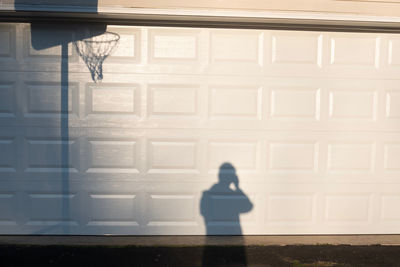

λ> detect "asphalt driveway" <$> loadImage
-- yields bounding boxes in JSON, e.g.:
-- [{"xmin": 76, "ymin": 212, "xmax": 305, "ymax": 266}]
[{"xmin": 2, "ymin": 244, "xmax": 400, "ymax": 267}]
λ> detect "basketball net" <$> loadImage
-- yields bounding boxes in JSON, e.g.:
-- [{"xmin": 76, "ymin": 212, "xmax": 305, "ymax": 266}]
[{"xmin": 74, "ymin": 32, "xmax": 120, "ymax": 83}]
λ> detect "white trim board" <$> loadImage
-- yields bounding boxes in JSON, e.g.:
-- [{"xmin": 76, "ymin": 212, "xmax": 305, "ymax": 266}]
[{"xmin": 3, "ymin": 4, "xmax": 400, "ymax": 30}]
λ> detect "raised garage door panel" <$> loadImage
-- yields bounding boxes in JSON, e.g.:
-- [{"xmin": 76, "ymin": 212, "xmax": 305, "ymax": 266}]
[{"xmin": 1, "ymin": 23, "xmax": 400, "ymax": 234}]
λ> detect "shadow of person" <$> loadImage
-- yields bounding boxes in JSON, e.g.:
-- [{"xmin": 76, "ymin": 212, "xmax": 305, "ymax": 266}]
[{"xmin": 200, "ymin": 162, "xmax": 253, "ymax": 266}]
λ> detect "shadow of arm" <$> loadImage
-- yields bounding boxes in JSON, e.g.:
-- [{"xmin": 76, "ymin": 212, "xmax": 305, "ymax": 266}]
[{"xmin": 235, "ymin": 187, "xmax": 253, "ymax": 213}]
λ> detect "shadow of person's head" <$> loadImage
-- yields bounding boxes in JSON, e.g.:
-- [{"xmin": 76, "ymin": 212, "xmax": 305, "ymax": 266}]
[{"xmin": 218, "ymin": 162, "xmax": 239, "ymax": 189}]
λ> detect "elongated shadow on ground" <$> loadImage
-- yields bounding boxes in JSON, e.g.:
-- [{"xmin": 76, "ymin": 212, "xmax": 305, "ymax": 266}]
[{"xmin": 200, "ymin": 162, "xmax": 253, "ymax": 266}]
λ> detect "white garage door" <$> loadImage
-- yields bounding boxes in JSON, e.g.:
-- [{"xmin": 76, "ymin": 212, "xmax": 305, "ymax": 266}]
[{"xmin": 1, "ymin": 22, "xmax": 400, "ymax": 235}]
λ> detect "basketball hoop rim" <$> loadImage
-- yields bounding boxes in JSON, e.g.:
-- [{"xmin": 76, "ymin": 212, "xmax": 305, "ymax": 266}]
[{"xmin": 77, "ymin": 31, "xmax": 120, "ymax": 43}]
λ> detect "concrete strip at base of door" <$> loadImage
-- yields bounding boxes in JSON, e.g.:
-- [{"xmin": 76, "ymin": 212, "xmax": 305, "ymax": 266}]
[{"xmin": 1, "ymin": 235, "xmax": 400, "ymax": 246}]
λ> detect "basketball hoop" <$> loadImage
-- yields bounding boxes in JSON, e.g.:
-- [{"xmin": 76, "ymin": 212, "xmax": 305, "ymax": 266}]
[{"xmin": 74, "ymin": 31, "xmax": 120, "ymax": 83}]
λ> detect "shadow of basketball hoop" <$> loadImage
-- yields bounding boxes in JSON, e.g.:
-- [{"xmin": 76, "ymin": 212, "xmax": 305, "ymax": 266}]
[
  {"xmin": 74, "ymin": 31, "xmax": 120, "ymax": 82},
  {"xmin": 31, "ymin": 23, "xmax": 119, "ymax": 83},
  {"xmin": 28, "ymin": 23, "xmax": 119, "ymax": 234},
  {"xmin": 14, "ymin": 0, "xmax": 99, "ymax": 12}
]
